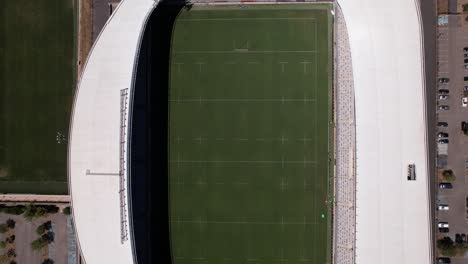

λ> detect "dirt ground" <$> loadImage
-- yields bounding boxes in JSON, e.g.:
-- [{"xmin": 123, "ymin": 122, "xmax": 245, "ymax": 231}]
[
  {"xmin": 0, "ymin": 212, "xmax": 69, "ymax": 264},
  {"xmin": 78, "ymin": 0, "xmax": 93, "ymax": 77},
  {"xmin": 439, "ymin": 0, "xmax": 449, "ymax": 14}
]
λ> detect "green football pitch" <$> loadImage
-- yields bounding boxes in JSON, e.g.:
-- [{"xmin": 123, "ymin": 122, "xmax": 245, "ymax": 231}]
[
  {"xmin": 0, "ymin": 0, "xmax": 76, "ymax": 194},
  {"xmin": 168, "ymin": 3, "xmax": 333, "ymax": 264}
]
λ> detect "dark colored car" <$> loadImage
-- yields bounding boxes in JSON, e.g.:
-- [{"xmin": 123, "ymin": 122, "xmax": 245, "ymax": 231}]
[
  {"xmin": 456, "ymin": 234, "xmax": 462, "ymax": 243},
  {"xmin": 439, "ymin": 77, "xmax": 450, "ymax": 83},
  {"xmin": 439, "ymin": 105, "xmax": 449, "ymax": 110},
  {"xmin": 462, "ymin": 122, "xmax": 468, "ymax": 132},
  {"xmin": 437, "ymin": 132, "xmax": 449, "ymax": 138},
  {"xmin": 439, "ymin": 182, "xmax": 453, "ymax": 189},
  {"xmin": 465, "ymin": 58, "xmax": 468, "ymax": 63},
  {"xmin": 464, "ymin": 86, "xmax": 468, "ymax": 91},
  {"xmin": 462, "ymin": 234, "xmax": 467, "ymax": 243},
  {"xmin": 439, "ymin": 89, "xmax": 450, "ymax": 94},
  {"xmin": 439, "ymin": 227, "xmax": 450, "ymax": 233},
  {"xmin": 438, "ymin": 257, "xmax": 451, "ymax": 263},
  {"xmin": 465, "ymin": 53, "xmax": 468, "ymax": 58},
  {"xmin": 465, "ymin": 76, "xmax": 468, "ymax": 81},
  {"xmin": 464, "ymin": 47, "xmax": 468, "ymax": 52},
  {"xmin": 438, "ymin": 122, "xmax": 448, "ymax": 127},
  {"xmin": 438, "ymin": 139, "xmax": 449, "ymax": 144}
]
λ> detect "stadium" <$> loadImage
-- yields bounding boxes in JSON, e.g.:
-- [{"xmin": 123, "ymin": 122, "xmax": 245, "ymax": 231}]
[{"xmin": 68, "ymin": 0, "xmax": 433, "ymax": 264}]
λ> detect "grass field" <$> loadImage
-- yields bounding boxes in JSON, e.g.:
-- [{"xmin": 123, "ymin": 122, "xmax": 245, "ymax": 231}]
[
  {"xmin": 0, "ymin": 0, "xmax": 76, "ymax": 194},
  {"xmin": 168, "ymin": 4, "xmax": 333, "ymax": 264}
]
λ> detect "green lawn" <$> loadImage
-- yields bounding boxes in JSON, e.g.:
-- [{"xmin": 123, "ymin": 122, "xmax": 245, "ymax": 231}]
[
  {"xmin": 168, "ymin": 4, "xmax": 333, "ymax": 264},
  {"xmin": 0, "ymin": 0, "xmax": 76, "ymax": 194}
]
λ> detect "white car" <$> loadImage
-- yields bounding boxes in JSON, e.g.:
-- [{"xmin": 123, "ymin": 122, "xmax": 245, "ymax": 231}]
[
  {"xmin": 463, "ymin": 97, "xmax": 468, "ymax": 107},
  {"xmin": 438, "ymin": 204, "xmax": 449, "ymax": 210},
  {"xmin": 438, "ymin": 222, "xmax": 449, "ymax": 228},
  {"xmin": 465, "ymin": 65, "xmax": 468, "ymax": 69},
  {"xmin": 439, "ymin": 95, "xmax": 449, "ymax": 100}
]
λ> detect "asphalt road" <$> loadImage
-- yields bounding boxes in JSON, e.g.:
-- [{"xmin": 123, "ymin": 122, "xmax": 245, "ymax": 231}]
[{"xmin": 437, "ymin": 13, "xmax": 468, "ymax": 263}]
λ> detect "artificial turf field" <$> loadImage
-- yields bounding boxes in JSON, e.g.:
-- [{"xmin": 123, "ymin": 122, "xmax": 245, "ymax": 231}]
[
  {"xmin": 0, "ymin": 0, "xmax": 75, "ymax": 194},
  {"xmin": 168, "ymin": 4, "xmax": 333, "ymax": 264}
]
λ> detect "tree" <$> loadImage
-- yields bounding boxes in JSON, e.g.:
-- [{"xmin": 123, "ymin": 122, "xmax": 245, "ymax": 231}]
[
  {"xmin": 5, "ymin": 219, "xmax": 15, "ymax": 229},
  {"xmin": 0, "ymin": 224, "xmax": 8, "ymax": 234},
  {"xmin": 42, "ymin": 232, "xmax": 54, "ymax": 244},
  {"xmin": 31, "ymin": 237, "xmax": 48, "ymax": 251},
  {"xmin": 24, "ymin": 204, "xmax": 47, "ymax": 221},
  {"xmin": 438, "ymin": 237, "xmax": 456, "ymax": 256},
  {"xmin": 442, "ymin": 170, "xmax": 456, "ymax": 181},
  {"xmin": 0, "ymin": 241, "xmax": 6, "ymax": 249},
  {"xmin": 6, "ymin": 249, "xmax": 15, "ymax": 258},
  {"xmin": 5, "ymin": 235, "xmax": 15, "ymax": 244},
  {"xmin": 36, "ymin": 225, "xmax": 46, "ymax": 235},
  {"xmin": 42, "ymin": 259, "xmax": 54, "ymax": 264},
  {"xmin": 62, "ymin": 207, "xmax": 71, "ymax": 215}
]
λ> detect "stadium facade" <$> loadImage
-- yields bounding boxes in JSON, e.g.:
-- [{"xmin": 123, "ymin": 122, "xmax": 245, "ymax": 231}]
[{"xmin": 68, "ymin": 0, "xmax": 433, "ymax": 264}]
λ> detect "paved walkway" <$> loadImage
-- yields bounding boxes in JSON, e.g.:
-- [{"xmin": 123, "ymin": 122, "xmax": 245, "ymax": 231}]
[
  {"xmin": 0, "ymin": 194, "xmax": 70, "ymax": 204},
  {"xmin": 333, "ymin": 5, "xmax": 356, "ymax": 264}
]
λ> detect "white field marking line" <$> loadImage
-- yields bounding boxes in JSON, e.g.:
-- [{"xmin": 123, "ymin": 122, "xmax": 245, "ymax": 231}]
[
  {"xmin": 175, "ymin": 62, "xmax": 184, "ymax": 73},
  {"xmin": 169, "ymin": 98, "xmax": 316, "ymax": 103},
  {"xmin": 281, "ymin": 216, "xmax": 285, "ymax": 231},
  {"xmin": 175, "ymin": 137, "xmax": 183, "ymax": 144},
  {"xmin": 194, "ymin": 62, "xmax": 205, "ymax": 73},
  {"xmin": 194, "ymin": 136, "xmax": 207, "ymax": 144},
  {"xmin": 279, "ymin": 62, "xmax": 288, "ymax": 73},
  {"xmin": 169, "ymin": 220, "xmax": 318, "ymax": 225},
  {"xmin": 169, "ymin": 160, "xmax": 317, "ymax": 165},
  {"xmin": 280, "ymin": 178, "xmax": 288, "ymax": 192},
  {"xmin": 178, "ymin": 17, "xmax": 317, "ymax": 21},
  {"xmin": 280, "ymin": 136, "xmax": 288, "ymax": 144},
  {"xmin": 300, "ymin": 60, "xmax": 312, "ymax": 74},
  {"xmin": 173, "ymin": 50, "xmax": 317, "ymax": 54},
  {"xmin": 297, "ymin": 135, "xmax": 313, "ymax": 145}
]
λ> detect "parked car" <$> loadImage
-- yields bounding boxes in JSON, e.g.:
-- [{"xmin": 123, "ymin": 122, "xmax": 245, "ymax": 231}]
[
  {"xmin": 464, "ymin": 47, "xmax": 468, "ymax": 52},
  {"xmin": 438, "ymin": 204, "xmax": 449, "ymax": 210},
  {"xmin": 465, "ymin": 76, "xmax": 468, "ymax": 81},
  {"xmin": 456, "ymin": 234, "xmax": 463, "ymax": 243},
  {"xmin": 437, "ymin": 257, "xmax": 451, "ymax": 263},
  {"xmin": 439, "ymin": 95, "xmax": 449, "ymax": 100},
  {"xmin": 438, "ymin": 139, "xmax": 449, "ymax": 144},
  {"xmin": 463, "ymin": 97, "xmax": 468, "ymax": 107},
  {"xmin": 439, "ymin": 227, "xmax": 450, "ymax": 233},
  {"xmin": 439, "ymin": 77, "xmax": 450, "ymax": 83},
  {"xmin": 439, "ymin": 89, "xmax": 450, "ymax": 94},
  {"xmin": 465, "ymin": 65, "xmax": 468, "ymax": 69},
  {"xmin": 438, "ymin": 121, "xmax": 448, "ymax": 127},
  {"xmin": 437, "ymin": 132, "xmax": 449, "ymax": 138},
  {"xmin": 462, "ymin": 234, "xmax": 466, "ymax": 243},
  {"xmin": 439, "ymin": 105, "xmax": 449, "ymax": 110},
  {"xmin": 439, "ymin": 182, "xmax": 453, "ymax": 189},
  {"xmin": 465, "ymin": 58, "xmax": 468, "ymax": 63},
  {"xmin": 465, "ymin": 86, "xmax": 468, "ymax": 91},
  {"xmin": 438, "ymin": 222, "xmax": 449, "ymax": 228},
  {"xmin": 465, "ymin": 53, "xmax": 468, "ymax": 58}
]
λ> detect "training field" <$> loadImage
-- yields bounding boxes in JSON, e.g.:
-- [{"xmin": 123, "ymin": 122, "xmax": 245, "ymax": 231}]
[
  {"xmin": 0, "ymin": 0, "xmax": 76, "ymax": 194},
  {"xmin": 168, "ymin": 4, "xmax": 333, "ymax": 264}
]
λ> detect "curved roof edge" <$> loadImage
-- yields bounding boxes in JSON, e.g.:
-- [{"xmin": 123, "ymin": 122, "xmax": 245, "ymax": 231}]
[
  {"xmin": 68, "ymin": 0, "xmax": 156, "ymax": 263},
  {"xmin": 336, "ymin": 0, "xmax": 433, "ymax": 263}
]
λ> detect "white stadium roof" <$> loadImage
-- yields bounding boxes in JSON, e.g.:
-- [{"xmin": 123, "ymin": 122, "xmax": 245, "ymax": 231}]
[
  {"xmin": 337, "ymin": 0, "xmax": 433, "ymax": 263},
  {"xmin": 68, "ymin": 0, "xmax": 156, "ymax": 263},
  {"xmin": 69, "ymin": 0, "xmax": 433, "ymax": 263}
]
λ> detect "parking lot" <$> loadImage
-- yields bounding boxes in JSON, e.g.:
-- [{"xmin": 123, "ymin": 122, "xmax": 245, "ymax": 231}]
[{"xmin": 437, "ymin": 13, "xmax": 468, "ymax": 263}]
